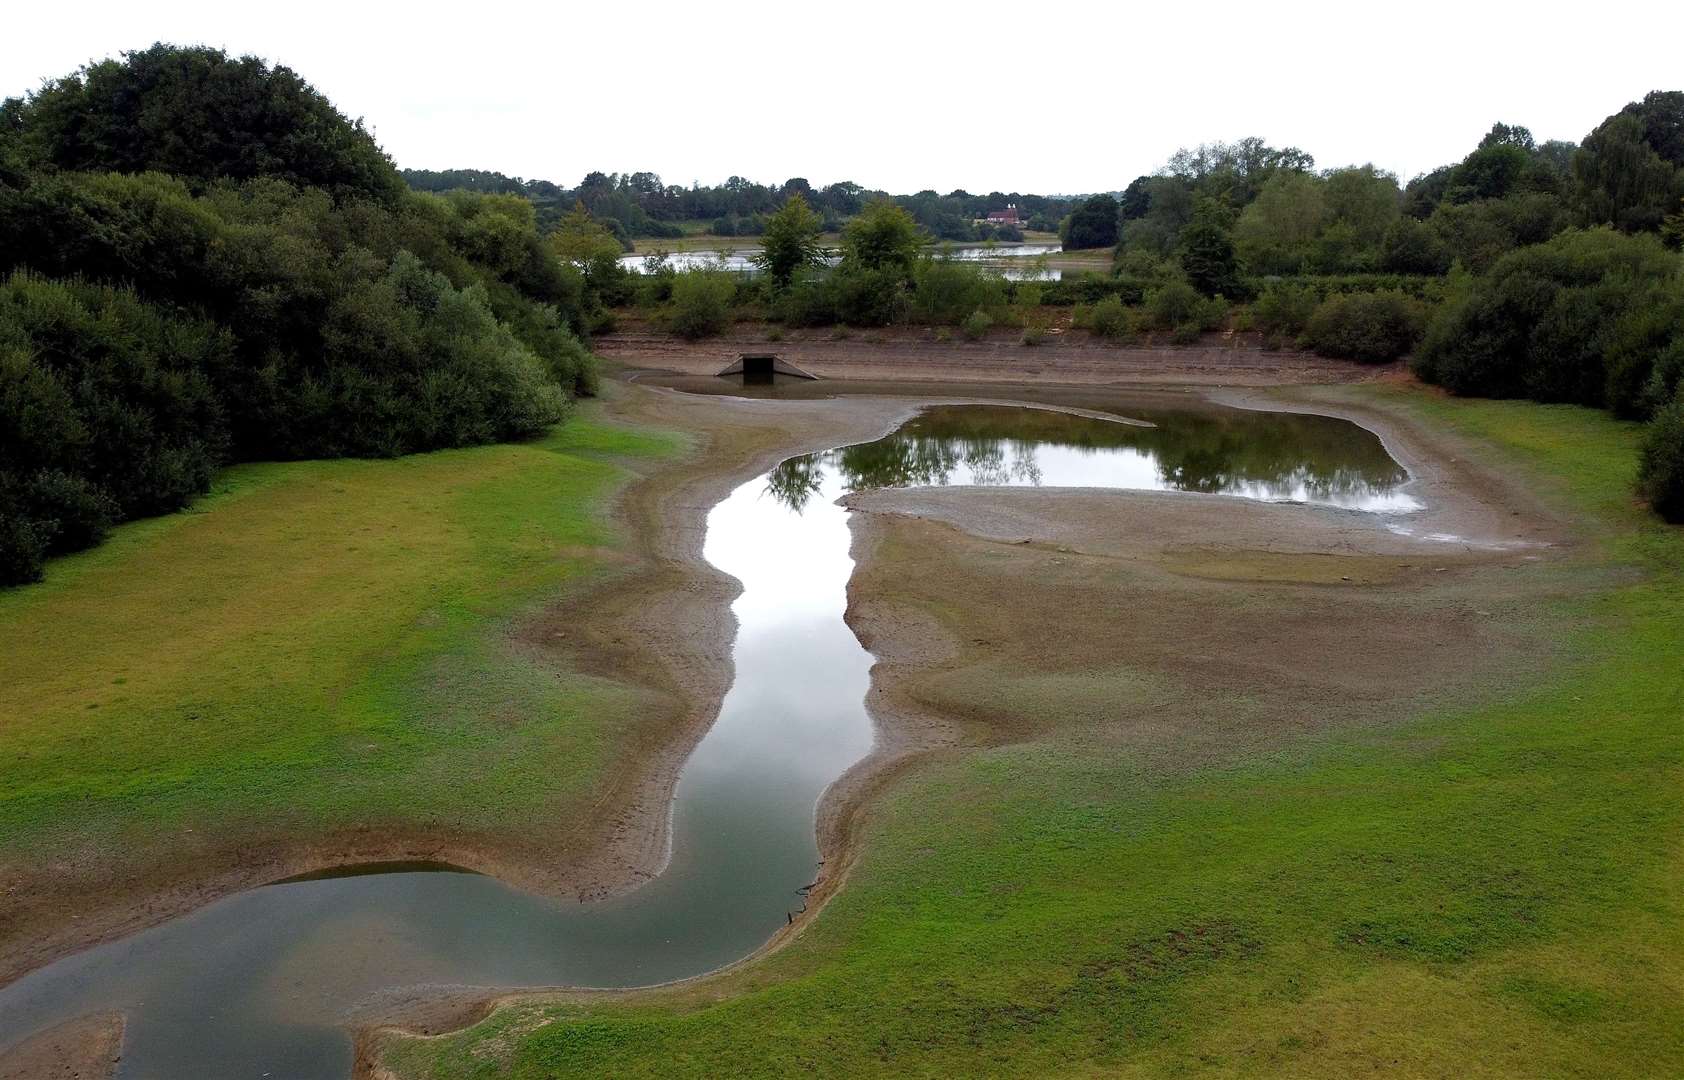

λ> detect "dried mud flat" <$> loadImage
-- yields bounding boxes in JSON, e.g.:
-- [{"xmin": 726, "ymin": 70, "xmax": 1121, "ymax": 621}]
[
  {"xmin": 0, "ymin": 1012, "xmax": 123, "ymax": 1080},
  {"xmin": 3, "ymin": 348, "xmax": 1579, "ymax": 1076},
  {"xmin": 597, "ymin": 320, "xmax": 1391, "ymax": 387}
]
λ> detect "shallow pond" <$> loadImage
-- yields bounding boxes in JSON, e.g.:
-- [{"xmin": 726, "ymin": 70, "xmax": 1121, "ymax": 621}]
[{"xmin": 0, "ymin": 400, "xmax": 1416, "ymax": 1077}]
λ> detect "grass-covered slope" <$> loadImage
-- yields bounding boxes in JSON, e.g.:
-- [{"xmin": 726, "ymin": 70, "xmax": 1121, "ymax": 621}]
[
  {"xmin": 382, "ymin": 387, "xmax": 1683, "ymax": 1079},
  {"xmin": 0, "ymin": 406, "xmax": 682, "ymax": 959}
]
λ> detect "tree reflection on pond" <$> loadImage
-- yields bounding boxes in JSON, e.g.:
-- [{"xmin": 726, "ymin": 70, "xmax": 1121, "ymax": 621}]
[{"xmin": 766, "ymin": 405, "xmax": 1412, "ymax": 513}]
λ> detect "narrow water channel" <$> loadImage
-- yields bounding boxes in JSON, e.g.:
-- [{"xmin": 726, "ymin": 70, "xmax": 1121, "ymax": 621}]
[{"xmin": 0, "ymin": 402, "xmax": 1418, "ymax": 1077}]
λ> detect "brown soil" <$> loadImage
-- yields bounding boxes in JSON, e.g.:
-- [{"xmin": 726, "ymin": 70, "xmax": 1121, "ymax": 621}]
[
  {"xmin": 0, "ymin": 1012, "xmax": 123, "ymax": 1080},
  {"xmin": 598, "ymin": 318, "xmax": 1395, "ymax": 387}
]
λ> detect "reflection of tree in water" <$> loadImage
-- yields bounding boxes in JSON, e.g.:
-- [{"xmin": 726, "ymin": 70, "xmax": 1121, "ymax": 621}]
[
  {"xmin": 764, "ymin": 453, "xmax": 825, "ymax": 512},
  {"xmin": 762, "ymin": 404, "xmax": 1410, "ymax": 511}
]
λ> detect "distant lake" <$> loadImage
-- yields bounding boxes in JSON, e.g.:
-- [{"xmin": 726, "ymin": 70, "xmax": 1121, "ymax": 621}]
[{"xmin": 618, "ymin": 244, "xmax": 1067, "ymax": 281}]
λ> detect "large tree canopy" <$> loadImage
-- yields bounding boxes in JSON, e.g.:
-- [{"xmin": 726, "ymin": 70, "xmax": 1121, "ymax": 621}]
[
  {"xmin": 1062, "ymin": 194, "xmax": 1121, "ymax": 250},
  {"xmin": 1574, "ymin": 92, "xmax": 1684, "ymax": 234},
  {"xmin": 0, "ymin": 43, "xmax": 405, "ymax": 203}
]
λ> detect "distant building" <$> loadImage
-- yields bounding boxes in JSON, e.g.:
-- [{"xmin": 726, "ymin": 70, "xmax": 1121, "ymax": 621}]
[{"xmin": 984, "ymin": 204, "xmax": 1023, "ymax": 226}]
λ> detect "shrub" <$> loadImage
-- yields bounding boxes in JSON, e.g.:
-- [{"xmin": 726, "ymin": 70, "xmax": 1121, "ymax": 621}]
[
  {"xmin": 22, "ymin": 470, "xmax": 118, "ymax": 555},
  {"xmin": 962, "ymin": 309, "xmax": 993, "ymax": 340},
  {"xmin": 1087, "ymin": 296, "xmax": 1132, "ymax": 340},
  {"xmin": 1302, "ymin": 291, "xmax": 1425, "ymax": 363},
  {"xmin": 776, "ymin": 269, "xmax": 840, "ymax": 327},
  {"xmin": 833, "ymin": 266, "xmax": 907, "ymax": 327},
  {"xmin": 1020, "ymin": 327, "xmax": 1047, "ymax": 346},
  {"xmin": 911, "ymin": 257, "xmax": 1007, "ymax": 324},
  {"xmin": 1414, "ymin": 228, "xmax": 1680, "ymax": 403},
  {"xmin": 1250, "ymin": 284, "xmax": 1319, "ymax": 338},
  {"xmin": 1170, "ymin": 323, "xmax": 1203, "ymax": 345},
  {"xmin": 0, "ymin": 510, "xmax": 48, "ymax": 586},
  {"xmin": 667, "ymin": 267, "xmax": 736, "ymax": 340},
  {"xmin": 1639, "ymin": 389, "xmax": 1684, "ymax": 522},
  {"xmin": 1145, "ymin": 282, "xmax": 1204, "ymax": 329},
  {"xmin": 1040, "ymin": 273, "xmax": 1150, "ymax": 307}
]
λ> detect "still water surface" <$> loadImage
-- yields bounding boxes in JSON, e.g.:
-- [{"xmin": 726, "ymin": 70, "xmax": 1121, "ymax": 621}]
[
  {"xmin": 618, "ymin": 244, "xmax": 1066, "ymax": 280},
  {"xmin": 0, "ymin": 402, "xmax": 1415, "ymax": 1077}
]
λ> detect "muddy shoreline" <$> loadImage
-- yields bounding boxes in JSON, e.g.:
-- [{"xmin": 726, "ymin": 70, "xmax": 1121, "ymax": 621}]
[
  {"xmin": 353, "ymin": 375, "xmax": 1570, "ymax": 1072},
  {"xmin": 2, "ymin": 348, "xmax": 1571, "ymax": 1076}
]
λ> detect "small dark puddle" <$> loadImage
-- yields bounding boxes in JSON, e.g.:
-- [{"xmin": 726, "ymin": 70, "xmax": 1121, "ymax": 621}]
[{"xmin": 0, "ymin": 400, "xmax": 1418, "ymax": 1078}]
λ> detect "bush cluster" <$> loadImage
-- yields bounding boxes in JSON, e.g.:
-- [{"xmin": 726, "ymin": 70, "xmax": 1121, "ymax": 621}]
[
  {"xmin": 1143, "ymin": 282, "xmax": 1227, "ymax": 334},
  {"xmin": 1301, "ymin": 291, "xmax": 1425, "ymax": 363},
  {"xmin": 0, "ymin": 46, "xmax": 598, "ymax": 584},
  {"xmin": 1414, "ymin": 229, "xmax": 1682, "ymax": 412},
  {"xmin": 1639, "ymin": 389, "xmax": 1684, "ymax": 522},
  {"xmin": 666, "ymin": 267, "xmax": 736, "ymax": 339}
]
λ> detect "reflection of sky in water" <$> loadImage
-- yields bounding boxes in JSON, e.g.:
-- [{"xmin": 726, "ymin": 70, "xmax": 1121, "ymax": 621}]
[
  {"xmin": 882, "ymin": 441, "xmax": 1418, "ymax": 512},
  {"xmin": 771, "ymin": 406, "xmax": 1420, "ymax": 514},
  {"xmin": 617, "ymin": 245, "xmax": 1065, "ymax": 280},
  {"xmin": 0, "ymin": 466, "xmax": 877, "ymax": 1079},
  {"xmin": 0, "ymin": 403, "xmax": 1419, "ymax": 1078}
]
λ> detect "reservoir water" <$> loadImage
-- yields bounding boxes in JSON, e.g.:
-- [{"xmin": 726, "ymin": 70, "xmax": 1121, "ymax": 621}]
[{"xmin": 0, "ymin": 401, "xmax": 1417, "ymax": 1077}]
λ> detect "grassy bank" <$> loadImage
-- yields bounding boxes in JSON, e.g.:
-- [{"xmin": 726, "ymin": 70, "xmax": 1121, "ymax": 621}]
[
  {"xmin": 0, "ymin": 405, "xmax": 683, "ymax": 906},
  {"xmin": 382, "ymin": 387, "xmax": 1683, "ymax": 1078}
]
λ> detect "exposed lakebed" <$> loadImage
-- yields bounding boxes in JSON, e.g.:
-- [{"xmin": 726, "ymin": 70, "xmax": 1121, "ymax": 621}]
[{"xmin": 0, "ymin": 399, "xmax": 1419, "ymax": 1077}]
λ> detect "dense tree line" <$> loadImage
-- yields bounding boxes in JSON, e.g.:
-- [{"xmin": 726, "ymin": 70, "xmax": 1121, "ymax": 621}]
[
  {"xmin": 616, "ymin": 91, "xmax": 1684, "ymax": 521},
  {"xmin": 0, "ymin": 45, "xmax": 601, "ymax": 584},
  {"xmin": 402, "ymin": 167, "xmax": 1082, "ymax": 244}
]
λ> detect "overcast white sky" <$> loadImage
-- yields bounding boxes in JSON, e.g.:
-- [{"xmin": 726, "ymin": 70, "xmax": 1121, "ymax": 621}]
[{"xmin": 6, "ymin": 0, "xmax": 1682, "ymax": 195}]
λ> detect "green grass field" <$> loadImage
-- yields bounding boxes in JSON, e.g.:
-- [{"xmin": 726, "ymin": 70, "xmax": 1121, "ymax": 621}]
[
  {"xmin": 383, "ymin": 388, "xmax": 1684, "ymax": 1078},
  {"xmin": 0, "ymin": 407, "xmax": 684, "ymax": 862}
]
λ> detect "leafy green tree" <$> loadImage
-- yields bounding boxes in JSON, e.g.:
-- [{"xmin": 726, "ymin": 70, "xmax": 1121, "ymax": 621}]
[
  {"xmin": 1118, "ymin": 176, "xmax": 1152, "ymax": 221},
  {"xmin": 1380, "ymin": 216, "xmax": 1451, "ymax": 274},
  {"xmin": 1574, "ymin": 93, "xmax": 1684, "ymax": 233},
  {"xmin": 840, "ymin": 200, "xmax": 923, "ymax": 278},
  {"xmin": 1321, "ymin": 166, "xmax": 1400, "ymax": 255},
  {"xmin": 1234, "ymin": 172, "xmax": 1325, "ymax": 274},
  {"xmin": 0, "ymin": 44, "xmax": 404, "ymax": 202},
  {"xmin": 1118, "ymin": 177, "xmax": 1194, "ymax": 257},
  {"xmin": 667, "ymin": 266, "xmax": 735, "ymax": 339},
  {"xmin": 756, "ymin": 194, "xmax": 826, "ymax": 287},
  {"xmin": 1178, "ymin": 198, "xmax": 1241, "ymax": 297},
  {"xmin": 1061, "ymin": 194, "xmax": 1121, "ymax": 250},
  {"xmin": 551, "ymin": 201, "xmax": 626, "ymax": 267},
  {"xmin": 1665, "ymin": 198, "xmax": 1684, "ymax": 250}
]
